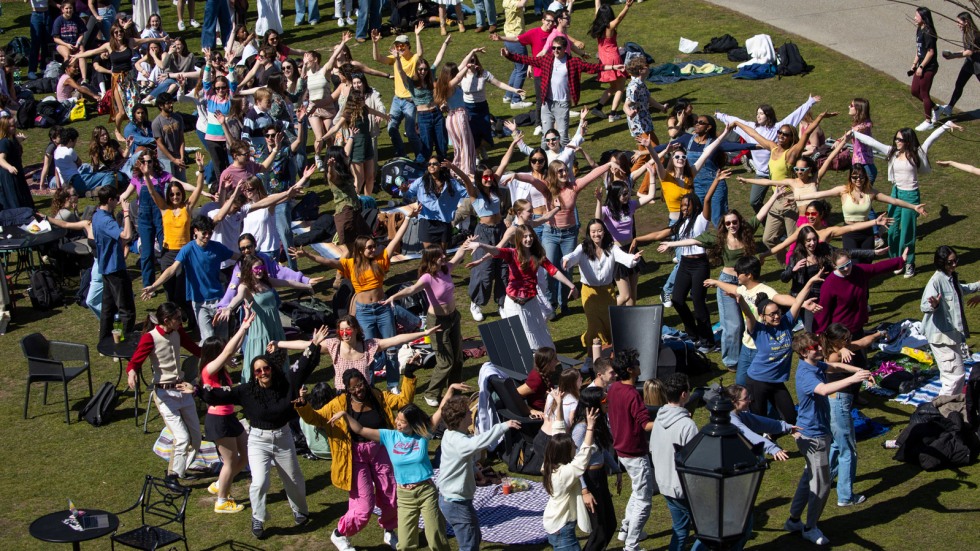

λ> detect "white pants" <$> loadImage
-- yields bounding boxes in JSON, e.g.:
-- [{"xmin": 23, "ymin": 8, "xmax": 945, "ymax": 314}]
[
  {"xmin": 619, "ymin": 454, "xmax": 654, "ymax": 551},
  {"xmin": 334, "ymin": 0, "xmax": 352, "ymax": 17},
  {"xmin": 930, "ymin": 342, "xmax": 966, "ymax": 396},
  {"xmin": 500, "ymin": 295, "xmax": 554, "ymax": 351},
  {"xmin": 154, "ymin": 388, "xmax": 202, "ymax": 477},
  {"xmin": 248, "ymin": 425, "xmax": 308, "ymax": 522}
]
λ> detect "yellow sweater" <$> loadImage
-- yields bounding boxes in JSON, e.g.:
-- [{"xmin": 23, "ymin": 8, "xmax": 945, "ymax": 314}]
[{"xmin": 295, "ymin": 375, "xmax": 416, "ymax": 491}]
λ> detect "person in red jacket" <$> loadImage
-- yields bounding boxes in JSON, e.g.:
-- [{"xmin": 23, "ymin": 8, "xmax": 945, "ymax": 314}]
[
  {"xmin": 604, "ymin": 348, "xmax": 653, "ymax": 551},
  {"xmin": 500, "ymin": 37, "xmax": 624, "ymax": 147}
]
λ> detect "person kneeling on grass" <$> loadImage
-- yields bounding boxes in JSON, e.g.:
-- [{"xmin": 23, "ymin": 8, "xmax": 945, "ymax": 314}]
[{"xmin": 784, "ymin": 332, "xmax": 873, "ymax": 546}]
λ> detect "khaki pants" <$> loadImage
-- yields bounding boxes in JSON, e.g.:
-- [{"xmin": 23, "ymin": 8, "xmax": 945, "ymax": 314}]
[
  {"xmin": 396, "ymin": 481, "xmax": 449, "ymax": 551},
  {"xmin": 930, "ymin": 342, "xmax": 966, "ymax": 396}
]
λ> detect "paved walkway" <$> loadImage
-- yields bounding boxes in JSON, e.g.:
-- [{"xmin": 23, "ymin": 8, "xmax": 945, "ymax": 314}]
[{"xmin": 705, "ymin": 0, "xmax": 980, "ymax": 114}]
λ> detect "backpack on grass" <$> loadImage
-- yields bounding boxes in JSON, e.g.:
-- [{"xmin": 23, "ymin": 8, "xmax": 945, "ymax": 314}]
[
  {"xmin": 28, "ymin": 269, "xmax": 64, "ymax": 311},
  {"xmin": 776, "ymin": 41, "xmax": 813, "ymax": 77},
  {"xmin": 704, "ymin": 34, "xmax": 739, "ymax": 53},
  {"xmin": 80, "ymin": 382, "xmax": 119, "ymax": 426}
]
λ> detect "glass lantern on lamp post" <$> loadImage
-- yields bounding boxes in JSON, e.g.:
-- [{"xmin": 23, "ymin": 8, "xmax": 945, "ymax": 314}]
[{"xmin": 674, "ymin": 395, "xmax": 768, "ymax": 550}]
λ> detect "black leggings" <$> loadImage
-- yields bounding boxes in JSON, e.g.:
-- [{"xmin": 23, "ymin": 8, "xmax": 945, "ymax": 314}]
[
  {"xmin": 949, "ymin": 59, "xmax": 980, "ymax": 109},
  {"xmin": 583, "ymin": 467, "xmax": 617, "ymax": 551},
  {"xmin": 673, "ymin": 255, "xmax": 713, "ymax": 343},
  {"xmin": 746, "ymin": 377, "xmax": 797, "ymax": 425},
  {"xmin": 204, "ymin": 140, "xmax": 230, "ymax": 187},
  {"xmin": 842, "ymin": 227, "xmax": 874, "ymax": 251}
]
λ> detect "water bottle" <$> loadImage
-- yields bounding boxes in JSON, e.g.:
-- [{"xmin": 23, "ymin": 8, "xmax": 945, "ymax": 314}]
[
  {"xmin": 114, "ymin": 314, "xmax": 124, "ymax": 342},
  {"xmin": 13, "ymin": 69, "xmax": 21, "ymax": 86}
]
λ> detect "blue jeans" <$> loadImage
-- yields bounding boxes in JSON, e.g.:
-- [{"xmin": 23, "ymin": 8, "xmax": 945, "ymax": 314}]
[
  {"xmin": 96, "ymin": 6, "xmax": 115, "ymax": 42},
  {"xmin": 274, "ymin": 201, "xmax": 298, "ymax": 270},
  {"xmin": 150, "ymin": 78, "xmax": 178, "ymax": 98},
  {"xmin": 546, "ymin": 520, "xmax": 579, "ymax": 551},
  {"xmin": 68, "ymin": 172, "xmax": 117, "ymax": 194},
  {"xmin": 694, "ymin": 177, "xmax": 729, "ymax": 227},
  {"xmin": 387, "ymin": 97, "xmax": 420, "ymax": 159},
  {"xmin": 86, "ymin": 257, "xmax": 103, "ymax": 318},
  {"xmin": 202, "ymin": 0, "xmax": 232, "ymax": 49},
  {"xmin": 354, "ymin": 301, "xmax": 399, "ymax": 388},
  {"xmin": 541, "ymin": 224, "xmax": 578, "ymax": 312},
  {"xmin": 503, "ymin": 41, "xmax": 528, "ymax": 103},
  {"xmin": 736, "ymin": 345, "xmax": 757, "ymax": 387},
  {"xmin": 415, "ymin": 108, "xmax": 448, "ymax": 161},
  {"xmin": 439, "ymin": 496, "xmax": 481, "ymax": 551},
  {"xmin": 717, "ymin": 271, "xmax": 742, "ymax": 369},
  {"xmin": 294, "ymin": 0, "xmax": 320, "ymax": 24},
  {"xmin": 138, "ymin": 186, "xmax": 165, "ymax": 288},
  {"xmin": 158, "ymin": 158, "xmax": 186, "ymax": 183},
  {"xmin": 355, "ymin": 0, "xmax": 381, "ymax": 40},
  {"xmin": 29, "ymin": 11, "xmax": 51, "ymax": 75},
  {"xmin": 663, "ymin": 217, "xmax": 680, "ymax": 297},
  {"xmin": 664, "ymin": 496, "xmax": 705, "ymax": 551},
  {"xmin": 473, "ymin": 0, "xmax": 497, "ymax": 27},
  {"xmin": 829, "ymin": 392, "xmax": 857, "ymax": 503}
]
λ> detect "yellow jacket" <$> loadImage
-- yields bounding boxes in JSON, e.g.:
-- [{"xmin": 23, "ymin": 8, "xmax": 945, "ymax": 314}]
[{"xmin": 295, "ymin": 375, "xmax": 416, "ymax": 491}]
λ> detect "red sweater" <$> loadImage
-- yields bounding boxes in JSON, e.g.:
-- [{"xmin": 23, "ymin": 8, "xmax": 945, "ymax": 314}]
[
  {"xmin": 494, "ymin": 247, "xmax": 558, "ymax": 300},
  {"xmin": 606, "ymin": 381, "xmax": 651, "ymax": 458},
  {"xmin": 813, "ymin": 256, "xmax": 903, "ymax": 335}
]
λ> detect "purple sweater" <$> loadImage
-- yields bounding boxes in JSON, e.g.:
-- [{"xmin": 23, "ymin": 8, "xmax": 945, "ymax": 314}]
[
  {"xmin": 813, "ymin": 256, "xmax": 903, "ymax": 334},
  {"xmin": 217, "ymin": 251, "xmax": 308, "ymax": 309}
]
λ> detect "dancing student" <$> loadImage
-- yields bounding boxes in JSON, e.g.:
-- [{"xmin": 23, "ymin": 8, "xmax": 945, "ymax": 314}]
[
  {"xmin": 797, "ymin": 156, "xmax": 925, "ymax": 251},
  {"xmin": 200, "ymin": 49, "xmax": 238, "ymax": 178},
  {"xmin": 126, "ymin": 303, "xmax": 203, "ymax": 486},
  {"xmin": 323, "ymin": 146, "xmax": 370, "ymax": 257},
  {"xmin": 736, "ymin": 270, "xmax": 822, "ymax": 425},
  {"xmin": 784, "ymin": 332, "xmax": 872, "ymax": 547},
  {"xmin": 541, "ymin": 394, "xmax": 599, "ymax": 551},
  {"xmin": 270, "ymin": 315, "xmax": 437, "ymax": 390},
  {"xmin": 199, "ymin": 307, "xmax": 257, "ymax": 514},
  {"xmin": 393, "ymin": 51, "xmax": 447, "ymax": 161},
  {"xmin": 846, "ymin": 98, "xmax": 877, "ymax": 182},
  {"xmin": 659, "ymin": 178, "xmax": 787, "ymax": 372},
  {"xmin": 292, "ymin": 210, "xmax": 418, "ymax": 390},
  {"xmin": 181, "ymin": 335, "xmax": 325, "ymax": 539},
  {"xmin": 515, "ymin": 347, "xmax": 561, "ymax": 417},
  {"xmin": 921, "ymin": 245, "xmax": 980, "ymax": 396},
  {"xmin": 438, "ymin": 394, "xmax": 521, "ymax": 551},
  {"xmin": 571, "ymin": 386, "xmax": 619, "ymax": 551},
  {"xmin": 329, "ymin": 384, "xmax": 470, "ymax": 551},
  {"xmin": 909, "ymin": 6, "xmax": 940, "ymax": 131},
  {"xmin": 852, "ymin": 121, "xmax": 959, "ymax": 277},
  {"xmin": 562, "ymin": 218, "xmax": 642, "ymax": 347},
  {"xmin": 215, "ymin": 254, "xmax": 314, "ymax": 382},
  {"xmin": 295, "ymin": 367, "xmax": 420, "ymax": 551},
  {"xmin": 595, "ymin": 178, "xmax": 656, "ymax": 306},
  {"xmin": 319, "ymin": 90, "xmax": 387, "ymax": 195},
  {"xmin": 732, "ymin": 111, "xmax": 836, "ymax": 258},
  {"xmin": 452, "ymin": 47, "xmax": 525, "ymax": 159},
  {"xmin": 634, "ymin": 179, "xmax": 722, "ymax": 352},
  {"xmin": 937, "ymin": 12, "xmax": 980, "ymax": 118},
  {"xmin": 798, "ymin": 110, "xmax": 825, "ymax": 158},
  {"xmin": 821, "ymin": 323, "xmax": 885, "ymax": 507},
  {"xmin": 466, "ymin": 225, "xmax": 579, "ymax": 350},
  {"xmin": 435, "ymin": 62, "xmax": 477, "ymax": 176},
  {"xmin": 402, "ymin": 158, "xmax": 475, "ymax": 250},
  {"xmin": 586, "ymin": 0, "xmax": 633, "ymax": 122},
  {"xmin": 383, "ymin": 243, "xmax": 472, "ymax": 406},
  {"xmin": 715, "ymin": 95, "xmax": 819, "ymax": 211},
  {"xmin": 300, "ymin": 50, "xmax": 339, "ymax": 169},
  {"xmin": 605, "ymin": 349, "xmax": 653, "ymax": 551}
]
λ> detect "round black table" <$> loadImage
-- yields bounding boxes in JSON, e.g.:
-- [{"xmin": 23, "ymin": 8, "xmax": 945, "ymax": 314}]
[
  {"xmin": 97, "ymin": 331, "xmax": 143, "ymax": 388},
  {"xmin": 30, "ymin": 509, "xmax": 119, "ymax": 551},
  {"xmin": 0, "ymin": 226, "xmax": 67, "ymax": 282}
]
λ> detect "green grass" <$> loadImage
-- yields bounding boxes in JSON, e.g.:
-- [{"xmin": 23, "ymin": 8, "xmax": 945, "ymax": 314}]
[{"xmin": 4, "ymin": 0, "xmax": 980, "ymax": 549}]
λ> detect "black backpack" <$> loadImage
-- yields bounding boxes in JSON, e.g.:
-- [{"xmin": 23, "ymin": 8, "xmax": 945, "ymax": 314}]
[
  {"xmin": 15, "ymin": 96, "xmax": 37, "ymax": 129},
  {"xmin": 776, "ymin": 41, "xmax": 813, "ymax": 77},
  {"xmin": 291, "ymin": 191, "xmax": 321, "ymax": 222},
  {"xmin": 79, "ymin": 382, "xmax": 119, "ymax": 426},
  {"xmin": 704, "ymin": 34, "xmax": 739, "ymax": 53},
  {"xmin": 4, "ymin": 37, "xmax": 30, "ymax": 67},
  {"xmin": 386, "ymin": 282, "xmax": 430, "ymax": 316},
  {"xmin": 28, "ymin": 269, "xmax": 64, "ymax": 311},
  {"xmin": 280, "ymin": 296, "xmax": 337, "ymax": 334}
]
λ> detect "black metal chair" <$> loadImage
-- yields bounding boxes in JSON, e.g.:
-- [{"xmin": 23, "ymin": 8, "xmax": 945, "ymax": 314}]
[
  {"xmin": 111, "ymin": 475, "xmax": 191, "ymax": 551},
  {"xmin": 21, "ymin": 333, "xmax": 93, "ymax": 424},
  {"xmin": 142, "ymin": 356, "xmax": 199, "ymax": 434},
  {"xmin": 487, "ymin": 376, "xmax": 543, "ymax": 442},
  {"xmin": 478, "ymin": 317, "xmax": 582, "ymax": 380}
]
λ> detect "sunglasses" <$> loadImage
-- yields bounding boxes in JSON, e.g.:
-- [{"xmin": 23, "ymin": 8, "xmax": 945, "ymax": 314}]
[
  {"xmin": 793, "ymin": 167, "xmax": 809, "ymax": 173},
  {"xmin": 265, "ymin": 133, "xmax": 278, "ymax": 138},
  {"xmin": 482, "ymin": 175, "xmax": 494, "ymax": 181},
  {"xmin": 545, "ymin": 137, "xmax": 559, "ymax": 142},
  {"xmin": 694, "ymin": 120, "xmax": 709, "ymax": 126},
  {"xmin": 894, "ymin": 137, "xmax": 905, "ymax": 143},
  {"xmin": 251, "ymin": 267, "xmax": 266, "ymax": 274},
  {"xmin": 254, "ymin": 365, "xmax": 272, "ymax": 375},
  {"xmin": 140, "ymin": 159, "xmax": 153, "ymax": 164},
  {"xmin": 214, "ymin": 86, "xmax": 229, "ymax": 91},
  {"xmin": 835, "ymin": 260, "xmax": 853, "ymax": 271},
  {"xmin": 849, "ymin": 174, "xmax": 865, "ymax": 181},
  {"xmin": 240, "ymin": 244, "xmax": 255, "ymax": 251},
  {"xmin": 673, "ymin": 154, "xmax": 687, "ymax": 161},
  {"xmin": 168, "ymin": 191, "xmax": 183, "ymax": 198},
  {"xmin": 552, "ymin": 46, "xmax": 564, "ymax": 51},
  {"xmin": 724, "ymin": 220, "xmax": 739, "ymax": 226},
  {"xmin": 805, "ymin": 211, "xmax": 819, "ymax": 217},
  {"xmin": 337, "ymin": 328, "xmax": 354, "ymax": 337},
  {"xmin": 428, "ymin": 162, "xmax": 440, "ymax": 167},
  {"xmin": 777, "ymin": 131, "xmax": 793, "ymax": 137}
]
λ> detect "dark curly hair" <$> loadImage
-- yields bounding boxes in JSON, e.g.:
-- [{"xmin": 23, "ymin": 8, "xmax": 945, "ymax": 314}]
[
  {"xmin": 441, "ymin": 395, "xmax": 473, "ymax": 433},
  {"xmin": 611, "ymin": 348, "xmax": 640, "ymax": 381}
]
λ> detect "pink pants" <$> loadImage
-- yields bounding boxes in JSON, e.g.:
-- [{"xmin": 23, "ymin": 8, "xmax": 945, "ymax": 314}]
[
  {"xmin": 785, "ymin": 215, "xmax": 810, "ymax": 264},
  {"xmin": 338, "ymin": 441, "xmax": 398, "ymax": 536}
]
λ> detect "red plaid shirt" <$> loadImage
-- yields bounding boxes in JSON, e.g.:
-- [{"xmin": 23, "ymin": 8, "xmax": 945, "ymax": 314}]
[{"xmin": 503, "ymin": 51, "xmax": 604, "ymax": 106}]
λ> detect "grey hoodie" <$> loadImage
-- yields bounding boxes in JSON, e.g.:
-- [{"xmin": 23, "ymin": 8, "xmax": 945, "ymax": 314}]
[{"xmin": 649, "ymin": 404, "xmax": 699, "ymax": 499}]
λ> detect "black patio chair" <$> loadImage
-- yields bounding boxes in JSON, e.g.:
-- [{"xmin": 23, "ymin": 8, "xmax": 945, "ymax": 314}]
[
  {"xmin": 111, "ymin": 475, "xmax": 191, "ymax": 551},
  {"xmin": 21, "ymin": 333, "xmax": 93, "ymax": 424}
]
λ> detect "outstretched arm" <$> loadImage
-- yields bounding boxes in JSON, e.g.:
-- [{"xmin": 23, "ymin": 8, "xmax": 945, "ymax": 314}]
[{"xmin": 936, "ymin": 159, "xmax": 980, "ymax": 176}]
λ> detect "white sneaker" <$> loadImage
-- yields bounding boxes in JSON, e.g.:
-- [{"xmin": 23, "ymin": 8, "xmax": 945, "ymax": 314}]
[
  {"xmin": 784, "ymin": 518, "xmax": 805, "ymax": 532},
  {"xmin": 383, "ymin": 529, "xmax": 398, "ymax": 549},
  {"xmin": 904, "ymin": 263, "xmax": 916, "ymax": 278},
  {"xmin": 503, "ymin": 97, "xmax": 511, "ymax": 104},
  {"xmin": 469, "ymin": 301, "xmax": 484, "ymax": 322},
  {"xmin": 608, "ymin": 113, "xmax": 622, "ymax": 122},
  {"xmin": 569, "ymin": 110, "xmax": 580, "ymax": 118},
  {"xmin": 533, "ymin": 125, "xmax": 543, "ymax": 136},
  {"xmin": 510, "ymin": 101, "xmax": 532, "ymax": 109},
  {"xmin": 914, "ymin": 119, "xmax": 934, "ymax": 132},
  {"xmin": 425, "ymin": 396, "xmax": 440, "ymax": 407},
  {"xmin": 589, "ymin": 107, "xmax": 604, "ymax": 119},
  {"xmin": 177, "ymin": 20, "xmax": 186, "ymax": 31},
  {"xmin": 337, "ymin": 18, "xmax": 345, "ymax": 27},
  {"xmin": 190, "ymin": 19, "xmax": 201, "ymax": 28},
  {"xmin": 315, "ymin": 156, "xmax": 325, "ymax": 171},
  {"xmin": 802, "ymin": 525, "xmax": 830, "ymax": 545},
  {"xmin": 331, "ymin": 529, "xmax": 356, "ymax": 551},
  {"xmin": 346, "ymin": 16, "xmax": 356, "ymax": 25}
]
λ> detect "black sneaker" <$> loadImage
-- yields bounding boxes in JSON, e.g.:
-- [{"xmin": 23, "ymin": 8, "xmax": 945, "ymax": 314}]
[
  {"xmin": 163, "ymin": 473, "xmax": 182, "ymax": 490},
  {"xmin": 294, "ymin": 513, "xmax": 309, "ymax": 527},
  {"xmin": 251, "ymin": 518, "xmax": 264, "ymax": 539}
]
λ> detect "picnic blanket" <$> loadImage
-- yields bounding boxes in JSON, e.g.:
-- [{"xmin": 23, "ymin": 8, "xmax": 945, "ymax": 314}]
[
  {"xmin": 892, "ymin": 362, "xmax": 975, "ymax": 406},
  {"xmin": 375, "ymin": 469, "xmax": 550, "ymax": 545},
  {"xmin": 646, "ymin": 60, "xmax": 735, "ymax": 84},
  {"xmin": 152, "ymin": 427, "xmax": 223, "ymax": 471}
]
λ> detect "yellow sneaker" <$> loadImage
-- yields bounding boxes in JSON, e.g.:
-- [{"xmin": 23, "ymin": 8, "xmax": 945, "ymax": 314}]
[
  {"xmin": 208, "ymin": 482, "xmax": 220, "ymax": 495},
  {"xmin": 214, "ymin": 499, "xmax": 244, "ymax": 514}
]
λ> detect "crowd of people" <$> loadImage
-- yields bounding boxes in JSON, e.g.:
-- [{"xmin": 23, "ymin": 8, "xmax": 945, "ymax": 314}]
[{"xmin": 5, "ymin": 0, "xmax": 980, "ymax": 549}]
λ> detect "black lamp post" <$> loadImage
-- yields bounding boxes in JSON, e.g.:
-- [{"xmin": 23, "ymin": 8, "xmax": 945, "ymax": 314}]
[{"xmin": 675, "ymin": 395, "xmax": 768, "ymax": 550}]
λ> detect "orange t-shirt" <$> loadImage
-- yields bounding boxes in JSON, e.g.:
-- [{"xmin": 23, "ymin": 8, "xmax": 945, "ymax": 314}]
[{"xmin": 339, "ymin": 249, "xmax": 391, "ymax": 293}]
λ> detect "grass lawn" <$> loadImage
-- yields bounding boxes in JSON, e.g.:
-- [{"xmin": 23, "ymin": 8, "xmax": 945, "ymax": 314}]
[{"xmin": 3, "ymin": 0, "xmax": 980, "ymax": 549}]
